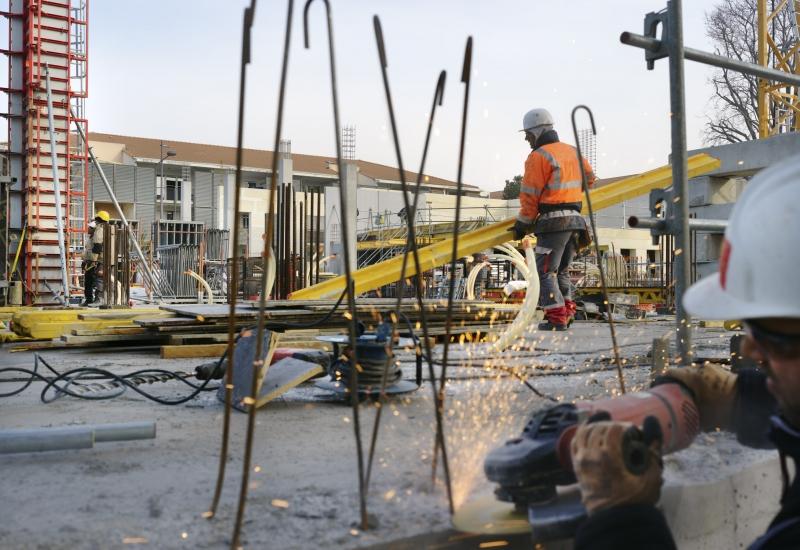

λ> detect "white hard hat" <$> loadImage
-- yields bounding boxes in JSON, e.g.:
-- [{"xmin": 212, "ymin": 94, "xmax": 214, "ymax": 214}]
[
  {"xmin": 683, "ymin": 155, "xmax": 800, "ymax": 320},
  {"xmin": 521, "ymin": 108, "xmax": 554, "ymax": 132}
]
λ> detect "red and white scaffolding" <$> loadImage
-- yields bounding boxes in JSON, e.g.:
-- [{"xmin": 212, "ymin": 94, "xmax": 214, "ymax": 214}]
[{"xmin": 2, "ymin": 0, "xmax": 88, "ymax": 304}]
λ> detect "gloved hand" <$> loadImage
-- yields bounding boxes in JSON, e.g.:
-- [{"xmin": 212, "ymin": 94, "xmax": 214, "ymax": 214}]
[
  {"xmin": 662, "ymin": 364, "xmax": 736, "ymax": 431},
  {"xmin": 512, "ymin": 220, "xmax": 533, "ymax": 240},
  {"xmin": 572, "ymin": 416, "xmax": 664, "ymax": 515}
]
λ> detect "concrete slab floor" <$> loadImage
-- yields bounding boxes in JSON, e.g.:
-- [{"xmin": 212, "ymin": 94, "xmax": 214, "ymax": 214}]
[{"xmin": 0, "ymin": 320, "xmax": 778, "ymax": 549}]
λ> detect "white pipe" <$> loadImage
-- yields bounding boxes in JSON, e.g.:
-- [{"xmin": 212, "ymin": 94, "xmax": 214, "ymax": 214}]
[
  {"xmin": 493, "ymin": 240, "xmax": 540, "ymax": 351},
  {"xmin": 496, "ymin": 243, "xmax": 526, "ymax": 266},
  {"xmin": 465, "ymin": 260, "xmax": 491, "ymax": 300},
  {"xmin": 266, "ymin": 246, "xmax": 276, "ymax": 298},
  {"xmin": 185, "ymin": 270, "xmax": 214, "ymax": 304},
  {"xmin": 0, "ymin": 421, "xmax": 156, "ymax": 454}
]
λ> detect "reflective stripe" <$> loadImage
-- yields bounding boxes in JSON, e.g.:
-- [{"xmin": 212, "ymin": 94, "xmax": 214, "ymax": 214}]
[
  {"xmin": 537, "ymin": 209, "xmax": 582, "ymax": 221},
  {"xmin": 548, "ymin": 179, "xmax": 583, "ymax": 191},
  {"xmin": 536, "ymin": 148, "xmax": 561, "ymax": 184},
  {"xmin": 520, "ymin": 184, "xmax": 541, "ymax": 196},
  {"xmin": 517, "ymin": 213, "xmax": 533, "ymax": 224}
]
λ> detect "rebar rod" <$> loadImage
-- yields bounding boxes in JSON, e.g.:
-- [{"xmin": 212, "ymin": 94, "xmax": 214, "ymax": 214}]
[
  {"xmin": 571, "ymin": 105, "xmax": 626, "ymax": 394},
  {"xmin": 365, "ymin": 70, "xmax": 446, "ymax": 491},
  {"xmin": 207, "ymin": 0, "xmax": 256, "ymax": 524},
  {"xmin": 433, "ymin": 38, "xmax": 472, "ymax": 509},
  {"xmin": 304, "ymin": 0, "xmax": 368, "ymax": 529},
  {"xmin": 315, "ymin": 186, "xmax": 321, "ymax": 284},
  {"xmin": 371, "ymin": 15, "xmax": 454, "ymax": 514},
  {"xmin": 229, "ymin": 0, "xmax": 294, "ymax": 545}
]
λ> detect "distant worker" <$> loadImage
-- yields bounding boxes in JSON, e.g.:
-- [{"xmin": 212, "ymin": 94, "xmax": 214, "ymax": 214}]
[
  {"xmin": 570, "ymin": 155, "xmax": 800, "ymax": 549},
  {"xmin": 82, "ymin": 210, "xmax": 109, "ymax": 307},
  {"xmin": 512, "ymin": 108, "xmax": 595, "ymax": 331}
]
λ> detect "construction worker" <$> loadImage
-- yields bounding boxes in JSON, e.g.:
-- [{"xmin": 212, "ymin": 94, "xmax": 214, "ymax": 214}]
[
  {"xmin": 513, "ymin": 108, "xmax": 595, "ymax": 331},
  {"xmin": 83, "ymin": 210, "xmax": 109, "ymax": 307},
  {"xmin": 570, "ymin": 155, "xmax": 800, "ymax": 548}
]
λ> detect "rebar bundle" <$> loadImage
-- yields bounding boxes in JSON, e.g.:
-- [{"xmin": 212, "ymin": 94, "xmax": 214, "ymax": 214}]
[
  {"xmin": 205, "ymin": 229, "xmax": 230, "ymax": 262},
  {"xmin": 157, "ymin": 244, "xmax": 200, "ymax": 299}
]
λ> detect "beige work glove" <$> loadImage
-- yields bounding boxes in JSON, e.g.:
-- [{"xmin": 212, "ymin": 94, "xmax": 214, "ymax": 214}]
[
  {"xmin": 571, "ymin": 417, "xmax": 664, "ymax": 515},
  {"xmin": 664, "ymin": 364, "xmax": 737, "ymax": 431}
]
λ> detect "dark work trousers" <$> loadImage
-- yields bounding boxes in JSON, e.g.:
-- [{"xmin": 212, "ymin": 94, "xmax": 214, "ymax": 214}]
[
  {"xmin": 535, "ymin": 230, "xmax": 577, "ymax": 309},
  {"xmin": 83, "ymin": 264, "xmax": 96, "ymax": 303}
]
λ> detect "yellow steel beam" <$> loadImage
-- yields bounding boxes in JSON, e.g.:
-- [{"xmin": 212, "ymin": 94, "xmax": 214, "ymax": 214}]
[
  {"xmin": 291, "ymin": 153, "xmax": 720, "ymax": 300},
  {"xmin": 357, "ymin": 239, "xmax": 416, "ymax": 250},
  {"xmin": 583, "ymin": 153, "xmax": 720, "ymax": 213}
]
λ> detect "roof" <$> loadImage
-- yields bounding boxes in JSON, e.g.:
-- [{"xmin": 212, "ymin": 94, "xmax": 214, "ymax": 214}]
[{"xmin": 88, "ymin": 132, "xmax": 480, "ymax": 192}]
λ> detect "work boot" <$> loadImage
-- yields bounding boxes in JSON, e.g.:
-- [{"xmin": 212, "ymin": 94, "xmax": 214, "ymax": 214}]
[
  {"xmin": 565, "ymin": 299, "xmax": 578, "ymax": 327},
  {"xmin": 539, "ymin": 306, "xmax": 569, "ymax": 331},
  {"xmin": 538, "ymin": 320, "xmax": 568, "ymax": 331},
  {"xmin": 87, "ymin": 299, "xmax": 104, "ymax": 308}
]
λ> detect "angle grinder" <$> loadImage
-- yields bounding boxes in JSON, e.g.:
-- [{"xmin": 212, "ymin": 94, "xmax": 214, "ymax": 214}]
[{"xmin": 453, "ymin": 381, "xmax": 700, "ymax": 541}]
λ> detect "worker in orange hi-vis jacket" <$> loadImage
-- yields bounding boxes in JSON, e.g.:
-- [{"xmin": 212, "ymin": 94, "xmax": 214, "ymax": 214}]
[{"xmin": 512, "ymin": 108, "xmax": 595, "ymax": 331}]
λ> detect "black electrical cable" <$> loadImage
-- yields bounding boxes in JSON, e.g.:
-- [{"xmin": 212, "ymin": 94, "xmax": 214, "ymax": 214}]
[
  {"xmin": 274, "ymin": 287, "xmax": 348, "ymax": 330},
  {"xmin": 0, "ymin": 354, "xmax": 220, "ymax": 405}
]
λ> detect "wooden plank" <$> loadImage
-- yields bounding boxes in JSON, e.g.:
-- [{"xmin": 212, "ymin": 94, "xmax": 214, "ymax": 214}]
[
  {"xmin": 161, "ymin": 343, "xmax": 227, "ymax": 359},
  {"xmin": 71, "ymin": 327, "xmax": 147, "ymax": 336},
  {"xmin": 59, "ymin": 333, "xmax": 170, "ymax": 345},
  {"xmin": 135, "ymin": 317, "xmax": 215, "ymax": 327},
  {"xmin": 159, "ymin": 304, "xmax": 261, "ymax": 320},
  {"xmin": 256, "ymin": 358, "xmax": 324, "ymax": 407},
  {"xmin": 77, "ymin": 309, "xmax": 167, "ymax": 321},
  {"xmin": 167, "ymin": 333, "xmax": 231, "ymax": 345}
]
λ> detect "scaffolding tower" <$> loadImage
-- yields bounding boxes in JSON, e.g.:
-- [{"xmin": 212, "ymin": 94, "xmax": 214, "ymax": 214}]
[
  {"xmin": 2, "ymin": 0, "xmax": 89, "ymax": 304},
  {"xmin": 758, "ymin": 0, "xmax": 800, "ymax": 136}
]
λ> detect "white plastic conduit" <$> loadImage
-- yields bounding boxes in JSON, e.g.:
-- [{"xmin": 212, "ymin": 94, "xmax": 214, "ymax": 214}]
[
  {"xmin": 465, "ymin": 261, "xmax": 491, "ymax": 300},
  {"xmin": 492, "ymin": 241, "xmax": 540, "ymax": 351}
]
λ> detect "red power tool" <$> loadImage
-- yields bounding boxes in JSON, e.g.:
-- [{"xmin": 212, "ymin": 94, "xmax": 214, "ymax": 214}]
[{"xmin": 453, "ymin": 381, "xmax": 700, "ymax": 540}]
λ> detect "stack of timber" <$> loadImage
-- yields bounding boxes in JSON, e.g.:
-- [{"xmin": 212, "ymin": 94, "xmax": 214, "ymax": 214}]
[
  {"xmin": 149, "ymin": 299, "xmax": 517, "ymax": 358},
  {"xmin": 151, "ymin": 299, "xmax": 516, "ymax": 335},
  {"xmin": 8, "ymin": 308, "xmax": 172, "ymax": 348},
  {"xmin": 6, "ymin": 299, "xmax": 518, "ymax": 352}
]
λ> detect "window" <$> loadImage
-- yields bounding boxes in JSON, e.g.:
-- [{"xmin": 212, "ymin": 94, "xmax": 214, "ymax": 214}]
[{"xmin": 157, "ymin": 177, "xmax": 182, "ymax": 201}]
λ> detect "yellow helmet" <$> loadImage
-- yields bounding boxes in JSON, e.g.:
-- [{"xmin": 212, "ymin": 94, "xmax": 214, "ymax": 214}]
[{"xmin": 95, "ymin": 210, "xmax": 110, "ymax": 222}]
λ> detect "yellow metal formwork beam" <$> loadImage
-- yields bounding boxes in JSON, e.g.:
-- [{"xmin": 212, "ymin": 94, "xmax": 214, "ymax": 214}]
[
  {"xmin": 583, "ymin": 153, "xmax": 720, "ymax": 213},
  {"xmin": 291, "ymin": 153, "xmax": 720, "ymax": 301}
]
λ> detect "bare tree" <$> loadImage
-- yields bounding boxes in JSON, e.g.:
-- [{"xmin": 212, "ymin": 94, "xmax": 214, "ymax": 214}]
[{"xmin": 705, "ymin": 0, "xmax": 798, "ymax": 144}]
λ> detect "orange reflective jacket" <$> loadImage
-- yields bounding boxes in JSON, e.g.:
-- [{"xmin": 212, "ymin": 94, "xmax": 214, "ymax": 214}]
[{"xmin": 517, "ymin": 141, "xmax": 595, "ymax": 224}]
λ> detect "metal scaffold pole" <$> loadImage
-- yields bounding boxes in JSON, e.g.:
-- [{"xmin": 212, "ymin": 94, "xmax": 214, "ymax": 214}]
[
  {"xmin": 622, "ymin": 0, "xmax": 800, "ymax": 365},
  {"xmin": 666, "ymin": 0, "xmax": 692, "ymax": 365},
  {"xmin": 44, "ymin": 65, "xmax": 70, "ymax": 304}
]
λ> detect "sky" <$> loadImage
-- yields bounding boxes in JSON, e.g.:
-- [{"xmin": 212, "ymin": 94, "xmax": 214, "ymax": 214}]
[{"xmin": 82, "ymin": 0, "xmax": 723, "ymax": 192}]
